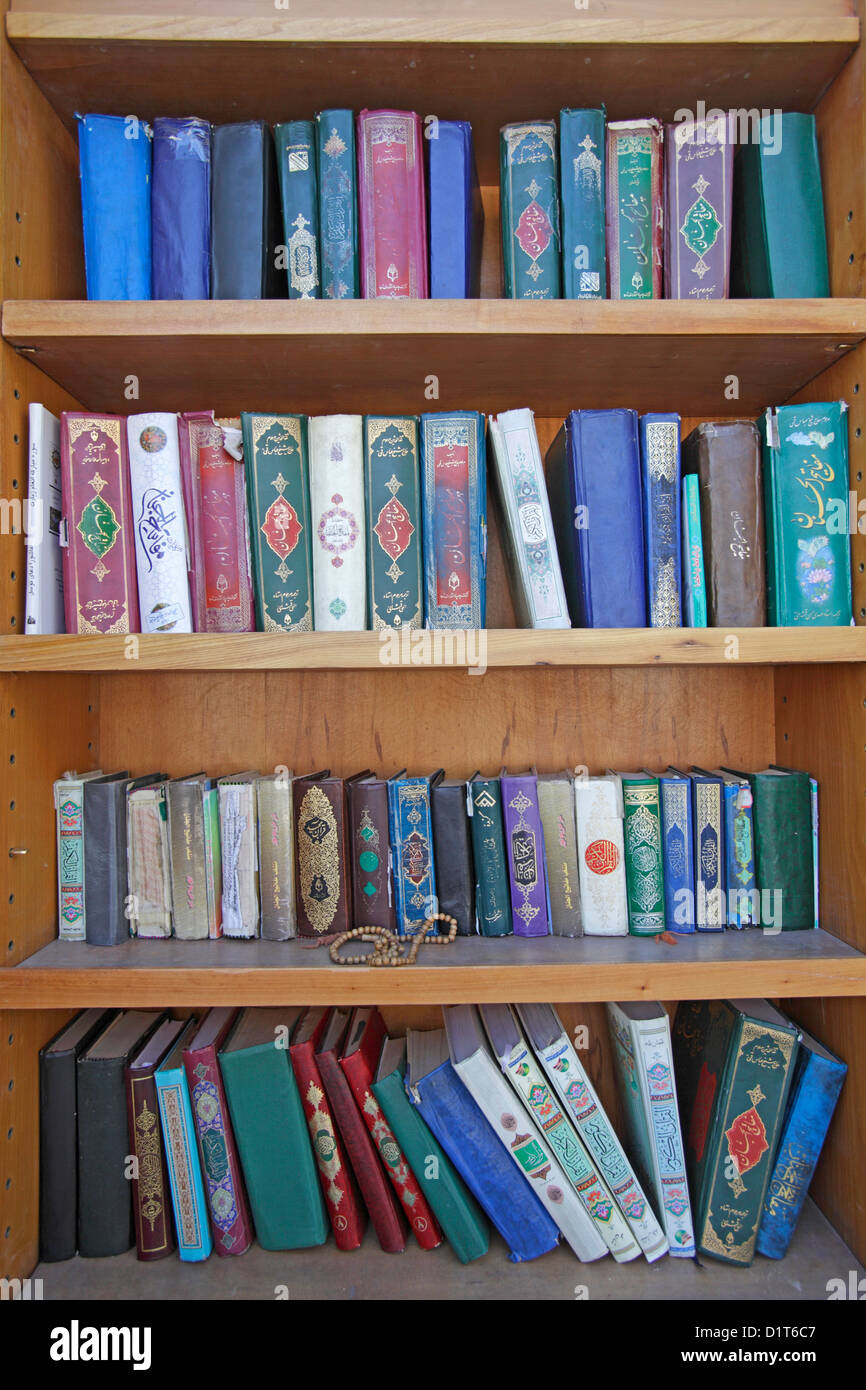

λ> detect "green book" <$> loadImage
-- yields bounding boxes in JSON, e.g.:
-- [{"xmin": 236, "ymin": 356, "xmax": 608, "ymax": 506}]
[
  {"xmin": 316, "ymin": 109, "xmax": 359, "ymax": 300},
  {"xmin": 241, "ymin": 413, "xmax": 314, "ymax": 632},
  {"xmin": 364, "ymin": 416, "xmax": 423, "ymax": 630},
  {"xmin": 733, "ymin": 767, "xmax": 814, "ymax": 931},
  {"xmin": 467, "ymin": 774, "xmax": 513, "ymax": 937},
  {"xmin": 274, "ymin": 120, "xmax": 320, "ymax": 299},
  {"xmin": 606, "ymin": 119, "xmax": 662, "ymax": 299},
  {"xmin": 760, "ymin": 401, "xmax": 852, "ymax": 627},
  {"xmin": 618, "ymin": 772, "xmax": 665, "ymax": 936},
  {"xmin": 372, "ymin": 1037, "xmax": 489, "ymax": 1264},
  {"xmin": 499, "ymin": 122, "xmax": 561, "ymax": 300},
  {"xmin": 672, "ymin": 999, "xmax": 798, "ymax": 1266},
  {"xmin": 219, "ymin": 1007, "xmax": 328, "ymax": 1250}
]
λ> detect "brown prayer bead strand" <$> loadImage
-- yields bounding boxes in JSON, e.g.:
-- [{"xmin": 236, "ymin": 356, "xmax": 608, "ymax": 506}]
[{"xmin": 328, "ymin": 913, "xmax": 458, "ymax": 966}]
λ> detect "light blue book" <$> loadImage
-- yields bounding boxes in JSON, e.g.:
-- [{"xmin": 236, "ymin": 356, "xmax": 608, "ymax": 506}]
[
  {"xmin": 387, "ymin": 771, "xmax": 438, "ymax": 936},
  {"xmin": 155, "ymin": 1019, "xmax": 213, "ymax": 1261},
  {"xmin": 682, "ymin": 474, "xmax": 707, "ymax": 626},
  {"xmin": 77, "ymin": 113, "xmax": 152, "ymax": 300}
]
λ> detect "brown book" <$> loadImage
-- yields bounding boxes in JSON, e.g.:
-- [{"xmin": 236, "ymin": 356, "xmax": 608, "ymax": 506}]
[
  {"xmin": 125, "ymin": 1017, "xmax": 185, "ymax": 1260},
  {"xmin": 682, "ymin": 420, "xmax": 767, "ymax": 626},
  {"xmin": 347, "ymin": 774, "xmax": 396, "ymax": 931},
  {"xmin": 294, "ymin": 771, "xmax": 370, "ymax": 943}
]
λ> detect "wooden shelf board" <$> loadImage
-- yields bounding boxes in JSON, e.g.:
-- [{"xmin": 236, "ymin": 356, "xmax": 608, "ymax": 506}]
[
  {"xmin": 3, "ymin": 929, "xmax": 864, "ymax": 1008},
  {"xmin": 1, "ymin": 629, "xmax": 864, "ymax": 673},
  {"xmin": 4, "ymin": 300, "xmax": 866, "ymax": 418}
]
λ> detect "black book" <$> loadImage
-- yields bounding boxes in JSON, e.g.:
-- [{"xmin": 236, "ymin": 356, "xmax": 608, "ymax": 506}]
[
  {"xmin": 431, "ymin": 774, "xmax": 477, "ymax": 936},
  {"xmin": 211, "ymin": 121, "xmax": 286, "ymax": 299}
]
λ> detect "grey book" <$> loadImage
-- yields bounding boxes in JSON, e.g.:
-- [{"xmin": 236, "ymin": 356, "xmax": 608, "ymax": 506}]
[
  {"xmin": 256, "ymin": 772, "xmax": 295, "ymax": 940},
  {"xmin": 537, "ymin": 771, "xmax": 583, "ymax": 937}
]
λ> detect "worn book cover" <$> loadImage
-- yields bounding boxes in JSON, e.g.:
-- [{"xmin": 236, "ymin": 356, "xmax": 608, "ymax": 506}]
[
  {"xmin": 560, "ymin": 107, "xmax": 606, "ymax": 300},
  {"xmin": 682, "ymin": 420, "xmax": 766, "ymax": 627},
  {"xmin": 420, "ymin": 411, "xmax": 487, "ymax": 629},
  {"xmin": 275, "ymin": 120, "xmax": 320, "ymax": 300},
  {"xmin": 606, "ymin": 119, "xmax": 663, "ymax": 299},
  {"xmin": 664, "ymin": 117, "xmax": 733, "ymax": 300},
  {"xmin": 316, "ymin": 109, "xmax": 359, "ymax": 300},
  {"xmin": 357, "ymin": 109, "xmax": 427, "ymax": 298},
  {"xmin": 500, "ymin": 122, "xmax": 561, "ymax": 299}
]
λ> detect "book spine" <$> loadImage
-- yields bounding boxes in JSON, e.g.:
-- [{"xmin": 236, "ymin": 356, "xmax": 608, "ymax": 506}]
[
  {"xmin": 155, "ymin": 1067, "xmax": 213, "ymax": 1261},
  {"xmin": 811, "ymin": 778, "xmax": 819, "ymax": 929},
  {"xmin": 348, "ymin": 780, "xmax": 396, "ymax": 932},
  {"xmin": 151, "ymin": 116, "xmax": 212, "ymax": 300},
  {"xmin": 127, "ymin": 786, "xmax": 173, "ymax": 938},
  {"xmin": 357, "ymin": 109, "xmax": 427, "ymax": 298},
  {"xmin": 621, "ymin": 777, "xmax": 666, "ymax": 935},
  {"xmin": 500, "ymin": 122, "xmax": 561, "ymax": 299},
  {"xmin": 203, "ymin": 785, "xmax": 223, "ymax": 938},
  {"xmin": 420, "ymin": 412, "xmax": 486, "ymax": 629},
  {"xmin": 606, "ymin": 120, "xmax": 663, "ymax": 299},
  {"xmin": 641, "ymin": 414, "xmax": 682, "ymax": 628},
  {"xmin": 198, "ymin": 423, "xmax": 255, "ymax": 632},
  {"xmin": 659, "ymin": 776, "xmax": 695, "ymax": 932},
  {"xmin": 365, "ymin": 416, "xmax": 423, "ymax": 630},
  {"xmin": 316, "ymin": 109, "xmax": 359, "ymax": 300},
  {"xmin": 127, "ymin": 413, "xmax": 193, "ymax": 633},
  {"xmin": 219, "ymin": 781, "xmax": 259, "ymax": 938},
  {"xmin": 60, "ymin": 413, "xmax": 139, "ymax": 635},
  {"xmin": 126, "ymin": 1068, "xmax": 176, "ymax": 1260},
  {"xmin": 573, "ymin": 780, "xmax": 628, "ymax": 936},
  {"xmin": 724, "ymin": 783, "xmax": 756, "ymax": 927},
  {"xmin": 167, "ymin": 783, "xmax": 209, "ymax": 941},
  {"xmin": 184, "ymin": 1044, "xmax": 253, "ymax": 1256},
  {"xmin": 290, "ymin": 1040, "xmax": 365, "ymax": 1250},
  {"xmin": 309, "ymin": 415, "xmax": 367, "ymax": 630},
  {"xmin": 682, "ymin": 474, "xmax": 707, "ymax": 626},
  {"xmin": 489, "ymin": 410, "xmax": 570, "ymax": 628},
  {"xmin": 693, "ymin": 777, "xmax": 725, "ymax": 930},
  {"xmin": 634, "ymin": 1019, "xmax": 696, "ymax": 1256},
  {"xmin": 428, "ymin": 121, "xmax": 479, "ymax": 298},
  {"xmin": 26, "ymin": 405, "xmax": 64, "ymax": 635},
  {"xmin": 55, "ymin": 779, "xmax": 87, "ymax": 941},
  {"xmin": 560, "ymin": 108, "xmax": 606, "ymax": 299},
  {"xmin": 664, "ymin": 118, "xmax": 733, "ymax": 300},
  {"xmin": 387, "ymin": 778, "xmax": 437, "ymax": 935},
  {"xmin": 256, "ymin": 776, "xmax": 296, "ymax": 940},
  {"xmin": 275, "ymin": 120, "xmax": 321, "ymax": 299},
  {"xmin": 468, "ymin": 779, "xmax": 513, "ymax": 937},
  {"xmin": 537, "ymin": 779, "xmax": 582, "ymax": 937},
  {"xmin": 241, "ymin": 413, "xmax": 313, "ymax": 632},
  {"xmin": 501, "ymin": 775, "xmax": 550, "ymax": 937},
  {"xmin": 77, "ymin": 113, "xmax": 152, "ymax": 300}
]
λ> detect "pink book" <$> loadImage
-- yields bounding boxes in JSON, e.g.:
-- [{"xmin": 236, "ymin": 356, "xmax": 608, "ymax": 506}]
[
  {"xmin": 183, "ymin": 1008, "xmax": 254, "ymax": 1256},
  {"xmin": 357, "ymin": 109, "xmax": 428, "ymax": 299},
  {"xmin": 178, "ymin": 411, "xmax": 254, "ymax": 632},
  {"xmin": 60, "ymin": 413, "xmax": 140, "ymax": 634}
]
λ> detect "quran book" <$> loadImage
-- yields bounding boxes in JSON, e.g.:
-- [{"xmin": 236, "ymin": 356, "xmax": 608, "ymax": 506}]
[
  {"xmin": 275, "ymin": 120, "xmax": 321, "ymax": 300},
  {"xmin": 499, "ymin": 121, "xmax": 561, "ymax": 300},
  {"xmin": 183, "ymin": 1008, "xmax": 254, "ymax": 1257},
  {"xmin": 682, "ymin": 420, "xmax": 766, "ymax": 627},
  {"xmin": 85, "ymin": 773, "xmax": 162, "ymax": 947},
  {"xmin": 218, "ymin": 773, "xmax": 259, "ymax": 938},
  {"xmin": 681, "ymin": 474, "xmax": 707, "ymax": 627},
  {"xmin": 430, "ymin": 775, "xmax": 477, "ymax": 935},
  {"xmin": 151, "ymin": 116, "xmax": 212, "ymax": 300},
  {"xmin": 420, "ymin": 411, "xmax": 487, "ymax": 629},
  {"xmin": 127, "ymin": 412, "xmax": 193, "ymax": 633},
  {"xmin": 357, "ymin": 109, "xmax": 428, "ymax": 299},
  {"xmin": 516, "ymin": 1002, "xmax": 668, "ymax": 1261},
  {"xmin": 467, "ymin": 774, "xmax": 513, "ymax": 938},
  {"xmin": 639, "ymin": 413, "xmax": 682, "ymax": 628},
  {"xmin": 500, "ymin": 769, "xmax": 550, "ymax": 938},
  {"xmin": 167, "ymin": 773, "xmax": 221, "ymax": 940},
  {"xmin": 241, "ymin": 413, "xmax": 314, "ymax": 633},
  {"xmin": 684, "ymin": 767, "xmax": 727, "ymax": 931},
  {"xmin": 294, "ymin": 772, "xmax": 362, "ymax": 942},
  {"xmin": 664, "ymin": 116, "xmax": 733, "ymax": 300},
  {"xmin": 256, "ymin": 772, "xmax": 296, "ymax": 940},
  {"xmin": 77, "ymin": 113, "xmax": 152, "ymax": 300},
  {"xmin": 60, "ymin": 412, "xmax": 139, "ymax": 635},
  {"xmin": 211, "ymin": 121, "xmax": 285, "ymax": 298},
  {"xmin": 607, "ymin": 1001, "xmax": 695, "ymax": 1257},
  {"xmin": 737, "ymin": 767, "xmax": 814, "ymax": 932},
  {"xmin": 658, "ymin": 768, "xmax": 695, "ymax": 933},
  {"xmin": 714, "ymin": 769, "xmax": 756, "ymax": 928},
  {"xmin": 673, "ymin": 998, "xmax": 799, "ymax": 1266},
  {"xmin": 364, "ymin": 415, "xmax": 423, "ymax": 631},
  {"xmin": 560, "ymin": 107, "xmax": 606, "ymax": 300},
  {"xmin": 25, "ymin": 404, "xmax": 64, "ymax": 635},
  {"xmin": 127, "ymin": 778, "xmax": 173, "ymax": 939},
  {"xmin": 387, "ymin": 772, "xmax": 438, "ymax": 936},
  {"xmin": 347, "ymin": 773, "xmax": 396, "ymax": 932},
  {"xmin": 316, "ymin": 109, "xmax": 359, "ymax": 300},
  {"xmin": 573, "ymin": 775, "xmax": 628, "ymax": 936},
  {"xmin": 309, "ymin": 415, "xmax": 367, "ymax": 630},
  {"xmin": 488, "ymin": 408, "xmax": 570, "ymax": 629},
  {"xmin": 616, "ymin": 772, "xmax": 666, "ymax": 936},
  {"xmin": 606, "ymin": 119, "xmax": 663, "ymax": 299},
  {"xmin": 428, "ymin": 119, "xmax": 483, "ymax": 298},
  {"xmin": 155, "ymin": 1020, "xmax": 213, "ymax": 1262},
  {"xmin": 537, "ymin": 771, "xmax": 583, "ymax": 938},
  {"xmin": 126, "ymin": 1018, "xmax": 184, "ymax": 1261},
  {"xmin": 178, "ymin": 411, "xmax": 254, "ymax": 633},
  {"xmin": 54, "ymin": 771, "xmax": 105, "ymax": 942}
]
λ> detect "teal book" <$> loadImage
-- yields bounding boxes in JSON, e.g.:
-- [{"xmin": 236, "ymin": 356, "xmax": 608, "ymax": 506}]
[
  {"xmin": 274, "ymin": 120, "xmax": 320, "ymax": 299},
  {"xmin": 559, "ymin": 107, "xmax": 606, "ymax": 299},
  {"xmin": 618, "ymin": 771, "xmax": 666, "ymax": 936},
  {"xmin": 372, "ymin": 1035, "xmax": 489, "ymax": 1264},
  {"xmin": 364, "ymin": 415, "xmax": 423, "ymax": 630},
  {"xmin": 467, "ymin": 774, "xmax": 513, "ymax": 937},
  {"xmin": 606, "ymin": 119, "xmax": 663, "ymax": 299},
  {"xmin": 499, "ymin": 122, "xmax": 561, "ymax": 300},
  {"xmin": 682, "ymin": 474, "xmax": 707, "ymax": 626},
  {"xmin": 241, "ymin": 412, "xmax": 314, "ymax": 632},
  {"xmin": 316, "ymin": 109, "xmax": 359, "ymax": 300},
  {"xmin": 760, "ymin": 401, "xmax": 852, "ymax": 626},
  {"xmin": 219, "ymin": 1007, "xmax": 328, "ymax": 1250}
]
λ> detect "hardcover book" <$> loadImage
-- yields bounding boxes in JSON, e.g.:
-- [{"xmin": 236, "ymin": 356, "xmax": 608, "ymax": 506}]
[
  {"xmin": 500, "ymin": 769, "xmax": 550, "ymax": 938},
  {"xmin": 365, "ymin": 415, "xmax": 423, "ymax": 630},
  {"xmin": 54, "ymin": 770, "xmax": 105, "ymax": 941},
  {"xmin": 183, "ymin": 1008, "xmax": 254, "ymax": 1256},
  {"xmin": 295, "ymin": 771, "xmax": 366, "ymax": 942},
  {"xmin": 84, "ymin": 773, "xmax": 162, "ymax": 946},
  {"xmin": 606, "ymin": 119, "xmax": 663, "ymax": 299},
  {"xmin": 60, "ymin": 413, "xmax": 139, "ymax": 635},
  {"xmin": 167, "ymin": 773, "xmax": 222, "ymax": 940},
  {"xmin": 664, "ymin": 116, "xmax": 733, "ymax": 300},
  {"xmin": 685, "ymin": 767, "xmax": 727, "ymax": 931},
  {"xmin": 241, "ymin": 413, "xmax": 314, "ymax": 632},
  {"xmin": 357, "ymin": 109, "xmax": 428, "ymax": 298},
  {"xmin": 127, "ymin": 778, "xmax": 173, "ymax": 938},
  {"xmin": 715, "ymin": 770, "xmax": 756, "ymax": 928},
  {"xmin": 211, "ymin": 121, "xmax": 285, "ymax": 298},
  {"xmin": 387, "ymin": 772, "xmax": 438, "ymax": 935},
  {"xmin": 77, "ymin": 113, "xmax": 152, "ymax": 300},
  {"xmin": 658, "ymin": 767, "xmax": 695, "ymax": 932},
  {"xmin": 682, "ymin": 420, "xmax": 766, "ymax": 627},
  {"xmin": 347, "ymin": 773, "xmax": 396, "ymax": 932},
  {"xmin": 127, "ymin": 412, "xmax": 193, "ymax": 633},
  {"xmin": 467, "ymin": 773, "xmax": 513, "ymax": 937},
  {"xmin": 617, "ymin": 772, "xmax": 666, "ymax": 936},
  {"xmin": 316, "ymin": 109, "xmax": 359, "ymax": 300},
  {"xmin": 126, "ymin": 1017, "xmax": 184, "ymax": 1261},
  {"xmin": 420, "ymin": 411, "xmax": 487, "ymax": 628},
  {"xmin": 681, "ymin": 474, "xmax": 707, "ymax": 627},
  {"xmin": 275, "ymin": 120, "xmax": 321, "ymax": 299},
  {"xmin": 573, "ymin": 775, "xmax": 628, "ymax": 936},
  {"xmin": 25, "ymin": 404, "xmax": 64, "ymax": 634},
  {"xmin": 639, "ymin": 413, "xmax": 682, "ymax": 628},
  {"xmin": 155, "ymin": 1020, "xmax": 213, "ymax": 1262},
  {"xmin": 309, "ymin": 415, "xmax": 367, "ymax": 630},
  {"xmin": 499, "ymin": 121, "xmax": 561, "ymax": 299},
  {"xmin": 152, "ymin": 116, "xmax": 212, "ymax": 300},
  {"xmin": 430, "ymin": 775, "xmax": 476, "ymax": 935},
  {"xmin": 178, "ymin": 411, "xmax": 255, "ymax": 632},
  {"xmin": 428, "ymin": 119, "xmax": 483, "ymax": 298},
  {"xmin": 560, "ymin": 107, "xmax": 606, "ymax": 299},
  {"xmin": 256, "ymin": 772, "xmax": 296, "ymax": 940},
  {"xmin": 736, "ymin": 767, "xmax": 814, "ymax": 931},
  {"xmin": 218, "ymin": 773, "xmax": 259, "ymax": 938},
  {"xmin": 537, "ymin": 771, "xmax": 582, "ymax": 938}
]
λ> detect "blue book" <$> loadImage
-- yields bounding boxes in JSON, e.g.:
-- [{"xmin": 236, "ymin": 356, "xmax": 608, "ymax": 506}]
[
  {"xmin": 640, "ymin": 413, "xmax": 682, "ymax": 628},
  {"xmin": 275, "ymin": 120, "xmax": 320, "ymax": 299},
  {"xmin": 151, "ymin": 116, "xmax": 211, "ymax": 300},
  {"xmin": 757, "ymin": 1025, "xmax": 847, "ymax": 1259},
  {"xmin": 686, "ymin": 767, "xmax": 727, "ymax": 931},
  {"xmin": 420, "ymin": 411, "xmax": 487, "ymax": 628},
  {"xmin": 316, "ymin": 109, "xmax": 359, "ymax": 300},
  {"xmin": 387, "ymin": 772, "xmax": 438, "ymax": 936},
  {"xmin": 155, "ymin": 1019, "xmax": 213, "ymax": 1261},
  {"xmin": 546, "ymin": 409, "xmax": 646, "ymax": 627},
  {"xmin": 658, "ymin": 767, "xmax": 696, "ymax": 933},
  {"xmin": 715, "ymin": 770, "xmax": 756, "ymax": 927},
  {"xmin": 77, "ymin": 113, "xmax": 152, "ymax": 300},
  {"xmin": 428, "ymin": 120, "xmax": 483, "ymax": 298},
  {"xmin": 406, "ymin": 1028, "xmax": 559, "ymax": 1263},
  {"xmin": 559, "ymin": 107, "xmax": 606, "ymax": 299},
  {"xmin": 682, "ymin": 475, "xmax": 707, "ymax": 626}
]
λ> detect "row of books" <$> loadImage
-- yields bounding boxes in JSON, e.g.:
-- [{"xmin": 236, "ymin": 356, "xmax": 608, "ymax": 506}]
[
  {"xmin": 77, "ymin": 108, "xmax": 830, "ymax": 303},
  {"xmin": 40, "ymin": 1000, "xmax": 846, "ymax": 1269},
  {"xmin": 55, "ymin": 764, "xmax": 818, "ymax": 946},
  {"xmin": 26, "ymin": 399, "xmax": 853, "ymax": 637}
]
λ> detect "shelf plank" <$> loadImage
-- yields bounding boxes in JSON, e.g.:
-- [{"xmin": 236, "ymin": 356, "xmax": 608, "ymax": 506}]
[
  {"xmin": 3, "ymin": 929, "xmax": 864, "ymax": 1008},
  {"xmin": 1, "ymin": 628, "xmax": 864, "ymax": 673},
  {"xmin": 5, "ymin": 300, "xmax": 864, "ymax": 418}
]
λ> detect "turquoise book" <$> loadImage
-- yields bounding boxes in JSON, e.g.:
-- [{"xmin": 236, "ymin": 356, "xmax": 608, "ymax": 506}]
[
  {"xmin": 682, "ymin": 474, "xmax": 707, "ymax": 626},
  {"xmin": 274, "ymin": 120, "xmax": 320, "ymax": 299},
  {"xmin": 155, "ymin": 1019, "xmax": 213, "ymax": 1261},
  {"xmin": 499, "ymin": 122, "xmax": 561, "ymax": 300},
  {"xmin": 316, "ymin": 109, "xmax": 359, "ymax": 299},
  {"xmin": 559, "ymin": 107, "xmax": 606, "ymax": 299},
  {"xmin": 364, "ymin": 415, "xmax": 423, "ymax": 630}
]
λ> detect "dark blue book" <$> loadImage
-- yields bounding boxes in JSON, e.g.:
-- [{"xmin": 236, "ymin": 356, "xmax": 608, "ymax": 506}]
[
  {"xmin": 658, "ymin": 767, "xmax": 695, "ymax": 933},
  {"xmin": 387, "ymin": 772, "xmax": 438, "ymax": 936},
  {"xmin": 559, "ymin": 107, "xmax": 606, "ymax": 299},
  {"xmin": 77, "ymin": 113, "xmax": 152, "ymax": 300},
  {"xmin": 316, "ymin": 109, "xmax": 359, "ymax": 300},
  {"xmin": 152, "ymin": 117, "xmax": 212, "ymax": 300},
  {"xmin": 686, "ymin": 767, "xmax": 727, "ymax": 931},
  {"xmin": 406, "ymin": 1029, "xmax": 559, "ymax": 1263},
  {"xmin": 546, "ymin": 409, "xmax": 646, "ymax": 627},
  {"xmin": 211, "ymin": 122, "xmax": 285, "ymax": 299},
  {"xmin": 428, "ymin": 120, "xmax": 483, "ymax": 298},
  {"xmin": 275, "ymin": 120, "xmax": 320, "ymax": 300},
  {"xmin": 640, "ymin": 413, "xmax": 682, "ymax": 628},
  {"xmin": 756, "ymin": 1024, "xmax": 846, "ymax": 1259}
]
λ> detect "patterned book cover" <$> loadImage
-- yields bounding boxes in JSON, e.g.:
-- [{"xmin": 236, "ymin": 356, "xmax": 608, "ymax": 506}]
[
  {"xmin": 467, "ymin": 775, "xmax": 513, "ymax": 938},
  {"xmin": 500, "ymin": 770, "xmax": 550, "ymax": 938},
  {"xmin": 127, "ymin": 412, "xmax": 192, "ymax": 633},
  {"xmin": 387, "ymin": 774, "xmax": 437, "ymax": 936},
  {"xmin": 178, "ymin": 411, "xmax": 254, "ymax": 632},
  {"xmin": 718, "ymin": 772, "xmax": 756, "ymax": 927},
  {"xmin": 60, "ymin": 413, "xmax": 139, "ymax": 634},
  {"xmin": 537, "ymin": 772, "xmax": 582, "ymax": 937},
  {"xmin": 364, "ymin": 416, "xmax": 423, "ymax": 630},
  {"xmin": 155, "ymin": 1021, "xmax": 213, "ymax": 1261},
  {"xmin": 183, "ymin": 1009, "xmax": 254, "ymax": 1256},
  {"xmin": 316, "ymin": 109, "xmax": 359, "ymax": 300},
  {"xmin": 499, "ymin": 122, "xmax": 561, "ymax": 299},
  {"xmin": 126, "ymin": 1018, "xmax": 184, "ymax": 1261},
  {"xmin": 275, "ymin": 120, "xmax": 320, "ymax": 299},
  {"xmin": 658, "ymin": 768, "xmax": 695, "ymax": 933},
  {"xmin": 256, "ymin": 773, "xmax": 296, "ymax": 940},
  {"xmin": 294, "ymin": 774, "xmax": 359, "ymax": 942},
  {"xmin": 420, "ymin": 411, "xmax": 486, "ymax": 628},
  {"xmin": 54, "ymin": 772, "xmax": 104, "ymax": 941},
  {"xmin": 309, "ymin": 415, "xmax": 367, "ymax": 630},
  {"xmin": 357, "ymin": 109, "xmax": 427, "ymax": 298},
  {"xmin": 618, "ymin": 773, "xmax": 666, "ymax": 936},
  {"xmin": 606, "ymin": 119, "xmax": 663, "ymax": 300},
  {"xmin": 681, "ymin": 473, "xmax": 707, "ymax": 626},
  {"xmin": 26, "ymin": 404, "xmax": 64, "ymax": 635},
  {"xmin": 560, "ymin": 107, "xmax": 606, "ymax": 299},
  {"xmin": 127, "ymin": 780, "xmax": 173, "ymax": 939},
  {"xmin": 640, "ymin": 413, "xmax": 682, "ymax": 628},
  {"xmin": 664, "ymin": 117, "xmax": 733, "ymax": 300},
  {"xmin": 347, "ymin": 774, "xmax": 396, "ymax": 932},
  {"xmin": 218, "ymin": 774, "xmax": 259, "ymax": 938},
  {"xmin": 167, "ymin": 774, "xmax": 213, "ymax": 941},
  {"xmin": 687, "ymin": 768, "xmax": 726, "ymax": 930},
  {"xmin": 573, "ymin": 776, "xmax": 628, "ymax": 936},
  {"xmin": 241, "ymin": 413, "xmax": 313, "ymax": 633}
]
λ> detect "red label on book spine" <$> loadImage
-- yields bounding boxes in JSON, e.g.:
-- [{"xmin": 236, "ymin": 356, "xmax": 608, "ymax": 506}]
[{"xmin": 433, "ymin": 443, "xmax": 471, "ymax": 608}]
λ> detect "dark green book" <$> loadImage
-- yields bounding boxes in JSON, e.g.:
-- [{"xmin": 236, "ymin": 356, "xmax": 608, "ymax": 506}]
[
  {"xmin": 364, "ymin": 415, "xmax": 423, "ymax": 630},
  {"xmin": 730, "ymin": 767, "xmax": 814, "ymax": 931},
  {"xmin": 672, "ymin": 999, "xmax": 799, "ymax": 1266},
  {"xmin": 731, "ymin": 113, "xmax": 829, "ymax": 298},
  {"xmin": 241, "ymin": 412, "xmax": 314, "ymax": 632},
  {"xmin": 467, "ymin": 774, "xmax": 513, "ymax": 937},
  {"xmin": 619, "ymin": 772, "xmax": 665, "ymax": 936},
  {"xmin": 372, "ymin": 1036, "xmax": 489, "ymax": 1264},
  {"xmin": 559, "ymin": 107, "xmax": 606, "ymax": 299},
  {"xmin": 499, "ymin": 122, "xmax": 561, "ymax": 300},
  {"xmin": 274, "ymin": 120, "xmax": 320, "ymax": 299},
  {"xmin": 316, "ymin": 109, "xmax": 359, "ymax": 300},
  {"xmin": 219, "ymin": 1007, "xmax": 328, "ymax": 1250}
]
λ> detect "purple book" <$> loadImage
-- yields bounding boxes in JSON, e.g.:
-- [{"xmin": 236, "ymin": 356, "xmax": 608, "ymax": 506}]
[
  {"xmin": 500, "ymin": 769, "xmax": 550, "ymax": 938},
  {"xmin": 664, "ymin": 117, "xmax": 734, "ymax": 300}
]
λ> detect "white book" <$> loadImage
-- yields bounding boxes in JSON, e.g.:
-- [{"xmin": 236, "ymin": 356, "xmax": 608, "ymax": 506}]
[
  {"xmin": 607, "ymin": 1002, "xmax": 696, "ymax": 1257},
  {"xmin": 127, "ymin": 780, "xmax": 173, "ymax": 939},
  {"xmin": 574, "ymin": 775, "xmax": 628, "ymax": 935},
  {"xmin": 25, "ymin": 404, "xmax": 64, "ymax": 634},
  {"xmin": 517, "ymin": 1002, "xmax": 668, "ymax": 1261},
  {"xmin": 126, "ymin": 412, "xmax": 193, "ymax": 633},
  {"xmin": 445, "ymin": 1004, "xmax": 607, "ymax": 1262},
  {"xmin": 53, "ymin": 770, "xmax": 104, "ymax": 941},
  {"xmin": 218, "ymin": 774, "xmax": 260, "ymax": 938},
  {"xmin": 309, "ymin": 414, "xmax": 366, "ymax": 630},
  {"xmin": 487, "ymin": 407, "xmax": 570, "ymax": 629}
]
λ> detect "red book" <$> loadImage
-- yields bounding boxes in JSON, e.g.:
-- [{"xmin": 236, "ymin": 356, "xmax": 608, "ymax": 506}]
[
  {"xmin": 60, "ymin": 412, "xmax": 140, "ymax": 634},
  {"xmin": 178, "ymin": 411, "xmax": 254, "ymax": 632},
  {"xmin": 341, "ymin": 1006, "xmax": 442, "ymax": 1250},
  {"xmin": 357, "ymin": 109, "xmax": 428, "ymax": 299},
  {"xmin": 183, "ymin": 1007, "xmax": 254, "ymax": 1256},
  {"xmin": 290, "ymin": 1006, "xmax": 367, "ymax": 1251},
  {"xmin": 316, "ymin": 1007, "xmax": 406, "ymax": 1253},
  {"xmin": 125, "ymin": 1018, "xmax": 184, "ymax": 1261}
]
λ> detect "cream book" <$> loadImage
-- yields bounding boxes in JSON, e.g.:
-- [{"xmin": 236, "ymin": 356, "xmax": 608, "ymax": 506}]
[
  {"xmin": 573, "ymin": 775, "xmax": 628, "ymax": 935},
  {"xmin": 309, "ymin": 414, "xmax": 367, "ymax": 630},
  {"xmin": 218, "ymin": 773, "xmax": 260, "ymax": 938},
  {"xmin": 127, "ymin": 779, "xmax": 173, "ymax": 938}
]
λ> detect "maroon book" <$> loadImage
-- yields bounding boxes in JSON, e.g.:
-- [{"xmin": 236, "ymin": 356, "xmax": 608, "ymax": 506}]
[
  {"xmin": 316, "ymin": 1007, "xmax": 406, "ymax": 1253},
  {"xmin": 125, "ymin": 1018, "xmax": 184, "ymax": 1261},
  {"xmin": 178, "ymin": 411, "xmax": 254, "ymax": 632},
  {"xmin": 357, "ymin": 110, "xmax": 428, "ymax": 299},
  {"xmin": 183, "ymin": 1007, "xmax": 254, "ymax": 1256},
  {"xmin": 60, "ymin": 412, "xmax": 140, "ymax": 634}
]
